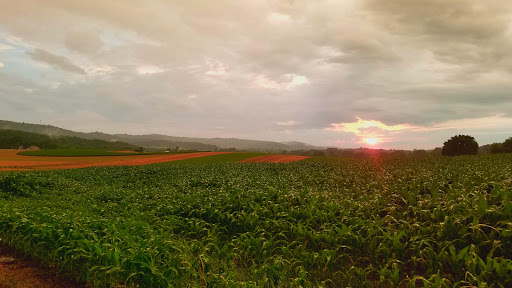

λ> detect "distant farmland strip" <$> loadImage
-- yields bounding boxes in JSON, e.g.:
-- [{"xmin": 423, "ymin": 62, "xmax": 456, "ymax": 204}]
[
  {"xmin": 18, "ymin": 149, "xmax": 149, "ymax": 157},
  {"xmin": 0, "ymin": 150, "xmax": 232, "ymax": 171},
  {"xmin": 155, "ymin": 152, "xmax": 268, "ymax": 165},
  {"xmin": 238, "ymin": 154, "xmax": 310, "ymax": 163}
]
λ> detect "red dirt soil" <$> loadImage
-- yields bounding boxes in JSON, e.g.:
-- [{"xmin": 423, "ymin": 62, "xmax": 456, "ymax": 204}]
[
  {"xmin": 0, "ymin": 245, "xmax": 85, "ymax": 288},
  {"xmin": 238, "ymin": 155, "xmax": 309, "ymax": 163},
  {"xmin": 0, "ymin": 150, "xmax": 231, "ymax": 171}
]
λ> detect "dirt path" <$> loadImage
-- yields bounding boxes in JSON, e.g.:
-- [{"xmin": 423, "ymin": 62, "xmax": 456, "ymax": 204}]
[
  {"xmin": 238, "ymin": 155, "xmax": 310, "ymax": 163},
  {"xmin": 0, "ymin": 245, "xmax": 85, "ymax": 288}
]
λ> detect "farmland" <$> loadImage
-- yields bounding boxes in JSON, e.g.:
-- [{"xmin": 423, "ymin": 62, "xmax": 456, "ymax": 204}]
[
  {"xmin": 18, "ymin": 149, "xmax": 151, "ymax": 157},
  {"xmin": 0, "ymin": 149, "xmax": 234, "ymax": 171},
  {"xmin": 0, "ymin": 155, "xmax": 512, "ymax": 287}
]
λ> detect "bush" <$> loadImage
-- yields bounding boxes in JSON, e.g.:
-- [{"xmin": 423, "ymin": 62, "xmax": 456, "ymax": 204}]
[{"xmin": 442, "ymin": 135, "xmax": 479, "ymax": 156}]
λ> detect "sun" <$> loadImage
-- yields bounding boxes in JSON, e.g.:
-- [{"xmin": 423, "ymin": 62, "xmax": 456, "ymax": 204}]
[{"xmin": 363, "ymin": 137, "xmax": 380, "ymax": 145}]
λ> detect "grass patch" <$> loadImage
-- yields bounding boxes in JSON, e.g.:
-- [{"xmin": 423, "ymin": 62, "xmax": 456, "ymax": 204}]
[{"xmin": 154, "ymin": 152, "xmax": 267, "ymax": 165}]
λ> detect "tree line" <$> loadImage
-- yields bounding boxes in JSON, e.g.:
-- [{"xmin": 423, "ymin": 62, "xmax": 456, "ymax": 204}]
[
  {"xmin": 0, "ymin": 129, "xmax": 135, "ymax": 150},
  {"xmin": 488, "ymin": 137, "xmax": 512, "ymax": 154},
  {"xmin": 441, "ymin": 135, "xmax": 512, "ymax": 155},
  {"xmin": 283, "ymin": 135, "xmax": 511, "ymax": 159}
]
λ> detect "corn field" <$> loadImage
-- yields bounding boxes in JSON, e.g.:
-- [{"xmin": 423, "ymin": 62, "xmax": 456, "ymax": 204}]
[{"xmin": 0, "ymin": 155, "xmax": 511, "ymax": 287}]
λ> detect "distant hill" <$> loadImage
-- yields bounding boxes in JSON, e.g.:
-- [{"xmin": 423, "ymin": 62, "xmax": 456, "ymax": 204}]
[
  {"xmin": 282, "ymin": 141, "xmax": 322, "ymax": 151},
  {"xmin": 0, "ymin": 120, "xmax": 321, "ymax": 152},
  {"xmin": 0, "ymin": 129, "xmax": 135, "ymax": 150}
]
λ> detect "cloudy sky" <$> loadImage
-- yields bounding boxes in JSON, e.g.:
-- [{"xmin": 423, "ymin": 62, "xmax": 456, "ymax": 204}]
[{"xmin": 1, "ymin": 0, "xmax": 512, "ymax": 149}]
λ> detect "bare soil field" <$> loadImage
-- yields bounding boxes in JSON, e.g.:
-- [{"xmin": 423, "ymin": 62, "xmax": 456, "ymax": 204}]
[
  {"xmin": 0, "ymin": 150, "xmax": 308, "ymax": 171},
  {"xmin": 238, "ymin": 155, "xmax": 309, "ymax": 163},
  {"xmin": 0, "ymin": 150, "xmax": 230, "ymax": 171}
]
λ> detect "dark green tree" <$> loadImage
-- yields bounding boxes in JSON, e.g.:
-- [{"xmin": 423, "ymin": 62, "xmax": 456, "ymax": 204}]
[
  {"xmin": 502, "ymin": 137, "xmax": 512, "ymax": 153},
  {"xmin": 442, "ymin": 135, "xmax": 479, "ymax": 156},
  {"xmin": 489, "ymin": 143, "xmax": 504, "ymax": 154}
]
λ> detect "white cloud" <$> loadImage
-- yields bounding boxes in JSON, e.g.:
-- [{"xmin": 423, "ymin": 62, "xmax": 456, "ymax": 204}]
[
  {"xmin": 253, "ymin": 74, "xmax": 281, "ymax": 89},
  {"xmin": 136, "ymin": 65, "xmax": 164, "ymax": 75},
  {"xmin": 266, "ymin": 12, "xmax": 291, "ymax": 24},
  {"xmin": 0, "ymin": 62, "xmax": 4, "ymax": 68},
  {"xmin": 205, "ymin": 59, "xmax": 228, "ymax": 76},
  {"xmin": 286, "ymin": 74, "xmax": 309, "ymax": 89},
  {"xmin": 253, "ymin": 74, "xmax": 309, "ymax": 90},
  {"xmin": 0, "ymin": 43, "xmax": 12, "ymax": 51},
  {"xmin": 84, "ymin": 65, "xmax": 114, "ymax": 76},
  {"xmin": 277, "ymin": 120, "xmax": 297, "ymax": 126}
]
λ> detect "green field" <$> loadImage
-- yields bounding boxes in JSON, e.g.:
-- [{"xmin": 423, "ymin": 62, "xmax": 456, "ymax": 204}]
[
  {"xmin": 0, "ymin": 155, "xmax": 511, "ymax": 287},
  {"xmin": 18, "ymin": 149, "xmax": 187, "ymax": 157},
  {"xmin": 155, "ymin": 152, "xmax": 267, "ymax": 165}
]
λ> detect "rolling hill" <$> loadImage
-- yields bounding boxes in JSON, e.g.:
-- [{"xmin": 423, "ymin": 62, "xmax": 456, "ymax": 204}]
[{"xmin": 0, "ymin": 120, "xmax": 321, "ymax": 152}]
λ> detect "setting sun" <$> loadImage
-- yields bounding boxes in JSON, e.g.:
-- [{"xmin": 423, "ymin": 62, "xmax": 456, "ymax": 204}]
[{"xmin": 363, "ymin": 138, "xmax": 380, "ymax": 145}]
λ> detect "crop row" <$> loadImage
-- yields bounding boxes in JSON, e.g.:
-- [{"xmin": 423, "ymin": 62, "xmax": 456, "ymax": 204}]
[{"xmin": 0, "ymin": 155, "xmax": 511, "ymax": 287}]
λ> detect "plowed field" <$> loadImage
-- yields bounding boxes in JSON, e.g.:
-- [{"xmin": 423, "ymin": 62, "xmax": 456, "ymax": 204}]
[{"xmin": 0, "ymin": 150, "xmax": 230, "ymax": 171}]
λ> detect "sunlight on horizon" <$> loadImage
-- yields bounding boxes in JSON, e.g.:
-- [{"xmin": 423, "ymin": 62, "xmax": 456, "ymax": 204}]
[{"xmin": 362, "ymin": 137, "xmax": 380, "ymax": 145}]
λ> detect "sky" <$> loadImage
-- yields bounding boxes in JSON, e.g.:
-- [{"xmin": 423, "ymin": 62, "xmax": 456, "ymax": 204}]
[{"xmin": 1, "ymin": 0, "xmax": 512, "ymax": 149}]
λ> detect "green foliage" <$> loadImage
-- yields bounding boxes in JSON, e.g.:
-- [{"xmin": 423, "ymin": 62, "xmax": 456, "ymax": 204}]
[
  {"xmin": 442, "ymin": 135, "xmax": 479, "ymax": 156},
  {"xmin": 488, "ymin": 137, "xmax": 512, "ymax": 154},
  {"xmin": 502, "ymin": 137, "xmax": 512, "ymax": 153},
  {"xmin": 0, "ymin": 129, "xmax": 135, "ymax": 150},
  {"xmin": 0, "ymin": 155, "xmax": 511, "ymax": 287},
  {"xmin": 489, "ymin": 143, "xmax": 504, "ymax": 154}
]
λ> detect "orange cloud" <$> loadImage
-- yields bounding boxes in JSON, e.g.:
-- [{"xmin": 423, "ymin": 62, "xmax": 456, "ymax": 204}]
[{"xmin": 327, "ymin": 117, "xmax": 418, "ymax": 136}]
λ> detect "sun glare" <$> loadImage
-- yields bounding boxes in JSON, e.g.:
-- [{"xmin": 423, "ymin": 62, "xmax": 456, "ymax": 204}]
[{"xmin": 363, "ymin": 137, "xmax": 379, "ymax": 145}]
